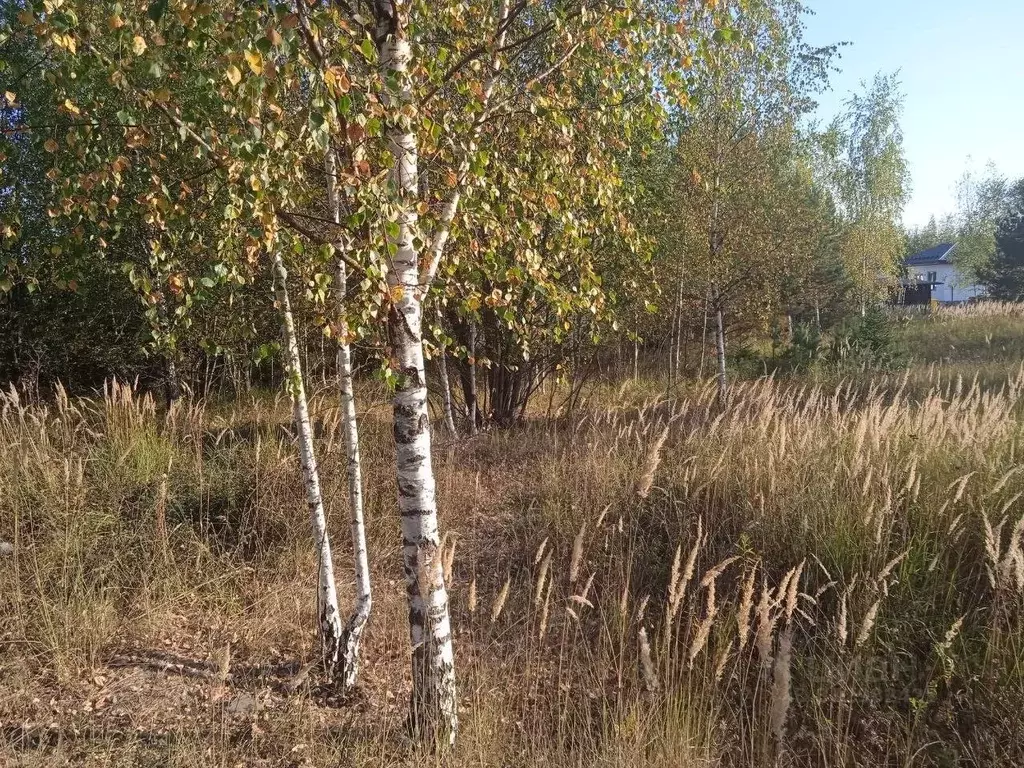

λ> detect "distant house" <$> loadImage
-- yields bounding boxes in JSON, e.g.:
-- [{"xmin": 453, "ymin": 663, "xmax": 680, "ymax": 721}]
[{"xmin": 900, "ymin": 242, "xmax": 986, "ymax": 305}]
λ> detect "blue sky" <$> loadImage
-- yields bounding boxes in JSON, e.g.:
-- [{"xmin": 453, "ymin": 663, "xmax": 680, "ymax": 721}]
[{"xmin": 803, "ymin": 1, "xmax": 1024, "ymax": 228}]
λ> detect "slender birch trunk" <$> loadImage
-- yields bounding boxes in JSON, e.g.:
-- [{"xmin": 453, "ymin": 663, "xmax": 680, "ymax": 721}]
[
  {"xmin": 164, "ymin": 356, "xmax": 180, "ymax": 412},
  {"xmin": 667, "ymin": 297, "xmax": 677, "ymax": 388},
  {"xmin": 466, "ymin": 322, "xmax": 478, "ymax": 435},
  {"xmin": 436, "ymin": 345, "xmax": 458, "ymax": 436},
  {"xmin": 324, "ymin": 149, "xmax": 372, "ymax": 690},
  {"xmin": 698, "ymin": 291, "xmax": 709, "ymax": 379},
  {"xmin": 272, "ymin": 251, "xmax": 344, "ymax": 671},
  {"xmin": 333, "ymin": 258, "xmax": 372, "ymax": 689},
  {"xmin": 712, "ymin": 284, "xmax": 728, "ymax": 405},
  {"xmin": 375, "ymin": 8, "xmax": 457, "ymax": 745},
  {"xmin": 674, "ymin": 279, "xmax": 684, "ymax": 378}
]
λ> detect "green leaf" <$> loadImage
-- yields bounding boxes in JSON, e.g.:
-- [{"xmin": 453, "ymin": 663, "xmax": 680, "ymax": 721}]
[{"xmin": 147, "ymin": 0, "xmax": 168, "ymax": 22}]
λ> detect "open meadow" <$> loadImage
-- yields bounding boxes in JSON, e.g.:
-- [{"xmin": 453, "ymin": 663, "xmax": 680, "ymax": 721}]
[{"xmin": 4, "ymin": 305, "xmax": 1024, "ymax": 767}]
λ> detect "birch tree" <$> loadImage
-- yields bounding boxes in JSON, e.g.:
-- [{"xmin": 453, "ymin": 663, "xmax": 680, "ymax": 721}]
[
  {"xmin": 15, "ymin": 0, "xmax": 692, "ymax": 746},
  {"xmin": 817, "ymin": 73, "xmax": 910, "ymax": 313},
  {"xmin": 272, "ymin": 249, "xmax": 346, "ymax": 673},
  {"xmin": 652, "ymin": 0, "xmax": 837, "ymax": 398},
  {"xmin": 360, "ymin": 0, "xmax": 688, "ymax": 741}
]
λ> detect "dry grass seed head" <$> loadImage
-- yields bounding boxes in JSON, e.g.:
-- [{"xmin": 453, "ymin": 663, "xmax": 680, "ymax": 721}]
[
  {"xmin": 538, "ymin": 580, "xmax": 552, "ymax": 641},
  {"xmin": 569, "ymin": 521, "xmax": 587, "ymax": 584},
  {"xmin": 491, "ymin": 575, "xmax": 511, "ymax": 623},
  {"xmin": 855, "ymin": 598, "xmax": 881, "ymax": 649},
  {"xmin": 674, "ymin": 516, "xmax": 704, "ymax": 618},
  {"xmin": 714, "ymin": 637, "xmax": 735, "ymax": 682},
  {"xmin": 534, "ymin": 536, "xmax": 550, "ymax": 566},
  {"xmin": 736, "ymin": 563, "xmax": 758, "ymax": 651},
  {"xmin": 580, "ymin": 571, "xmax": 596, "ymax": 603},
  {"xmin": 700, "ymin": 555, "xmax": 740, "ymax": 589},
  {"xmin": 534, "ymin": 551, "xmax": 552, "ymax": 607},
  {"xmin": 769, "ymin": 628, "xmax": 794, "ymax": 742},
  {"xmin": 784, "ymin": 560, "xmax": 805, "ymax": 625},
  {"xmin": 639, "ymin": 626, "xmax": 659, "ymax": 692},
  {"xmin": 636, "ymin": 424, "xmax": 670, "ymax": 499},
  {"xmin": 755, "ymin": 582, "xmax": 776, "ymax": 665}
]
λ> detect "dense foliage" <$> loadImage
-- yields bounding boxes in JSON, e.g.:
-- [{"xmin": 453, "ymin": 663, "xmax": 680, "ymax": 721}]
[{"xmin": 1, "ymin": 0, "xmax": 918, "ymax": 407}]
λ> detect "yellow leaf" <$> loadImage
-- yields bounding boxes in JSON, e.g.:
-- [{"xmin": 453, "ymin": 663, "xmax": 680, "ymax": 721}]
[
  {"xmin": 327, "ymin": 66, "xmax": 350, "ymax": 93},
  {"xmin": 389, "ymin": 284, "xmax": 405, "ymax": 303},
  {"xmin": 108, "ymin": 14, "xmax": 124, "ymax": 29},
  {"xmin": 44, "ymin": 138, "xmax": 59, "ymax": 153},
  {"xmin": 226, "ymin": 64, "xmax": 242, "ymax": 86},
  {"xmin": 3, "ymin": 91, "xmax": 15, "ymax": 106},
  {"xmin": 55, "ymin": 33, "xmax": 76, "ymax": 54},
  {"xmin": 153, "ymin": 88, "xmax": 171, "ymax": 103},
  {"xmin": 132, "ymin": 35, "xmax": 147, "ymax": 56},
  {"xmin": 244, "ymin": 49, "xmax": 263, "ymax": 75},
  {"xmin": 63, "ymin": 99, "xmax": 80, "ymax": 115}
]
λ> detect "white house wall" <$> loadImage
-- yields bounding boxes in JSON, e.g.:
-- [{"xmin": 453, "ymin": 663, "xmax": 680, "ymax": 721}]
[{"xmin": 907, "ymin": 263, "xmax": 986, "ymax": 303}]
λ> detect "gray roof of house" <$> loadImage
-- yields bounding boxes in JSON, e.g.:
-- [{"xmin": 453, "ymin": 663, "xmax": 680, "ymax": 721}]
[{"xmin": 905, "ymin": 242, "xmax": 956, "ymax": 266}]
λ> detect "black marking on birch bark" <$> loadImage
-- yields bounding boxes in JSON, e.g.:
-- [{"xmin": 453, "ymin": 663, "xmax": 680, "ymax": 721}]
[
  {"xmin": 398, "ymin": 453, "xmax": 427, "ymax": 470},
  {"xmin": 426, "ymin": 599, "xmax": 449, "ymax": 619},
  {"xmin": 395, "ymin": 402, "xmax": 419, "ymax": 418},
  {"xmin": 397, "ymin": 478, "xmax": 428, "ymax": 498},
  {"xmin": 400, "ymin": 507, "xmax": 434, "ymax": 517},
  {"xmin": 394, "ymin": 427, "xmax": 417, "ymax": 445},
  {"xmin": 431, "ymin": 632, "xmax": 452, "ymax": 647}
]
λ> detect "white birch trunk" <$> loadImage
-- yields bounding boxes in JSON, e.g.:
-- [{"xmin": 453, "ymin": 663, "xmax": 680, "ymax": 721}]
[
  {"xmin": 376, "ymin": 15, "xmax": 457, "ymax": 746},
  {"xmin": 333, "ymin": 259, "xmax": 372, "ymax": 689},
  {"xmin": 436, "ymin": 345, "xmax": 458, "ymax": 436},
  {"xmin": 466, "ymin": 322, "xmax": 478, "ymax": 435},
  {"xmin": 272, "ymin": 251, "xmax": 344, "ymax": 671},
  {"xmin": 667, "ymin": 298, "xmax": 677, "ymax": 387},
  {"xmin": 324, "ymin": 149, "xmax": 372, "ymax": 690},
  {"xmin": 713, "ymin": 284, "xmax": 728, "ymax": 405},
  {"xmin": 698, "ymin": 291, "xmax": 709, "ymax": 379},
  {"xmin": 675, "ymin": 279, "xmax": 684, "ymax": 375}
]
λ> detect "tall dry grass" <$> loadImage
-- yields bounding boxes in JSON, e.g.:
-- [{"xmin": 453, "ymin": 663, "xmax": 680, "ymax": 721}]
[{"xmin": 3, "ymin": 335, "xmax": 1024, "ymax": 764}]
